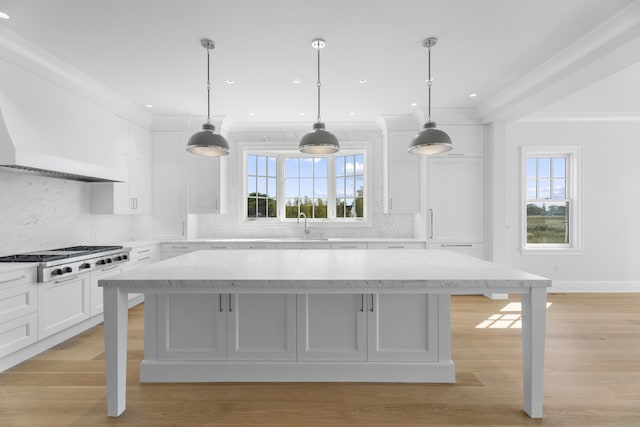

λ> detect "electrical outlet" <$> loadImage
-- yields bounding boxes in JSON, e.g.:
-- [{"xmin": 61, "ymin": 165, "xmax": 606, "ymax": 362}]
[{"xmin": 554, "ymin": 265, "xmax": 560, "ymax": 273}]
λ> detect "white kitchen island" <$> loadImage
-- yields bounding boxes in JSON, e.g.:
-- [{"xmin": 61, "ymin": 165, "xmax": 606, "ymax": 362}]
[{"xmin": 100, "ymin": 249, "xmax": 550, "ymax": 418}]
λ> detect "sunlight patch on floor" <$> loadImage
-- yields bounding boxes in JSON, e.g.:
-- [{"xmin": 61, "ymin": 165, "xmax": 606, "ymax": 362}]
[{"xmin": 475, "ymin": 302, "xmax": 552, "ymax": 329}]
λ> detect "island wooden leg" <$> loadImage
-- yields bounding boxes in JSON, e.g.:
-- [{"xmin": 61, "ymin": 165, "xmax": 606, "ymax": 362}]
[
  {"xmin": 521, "ymin": 287, "xmax": 546, "ymax": 418},
  {"xmin": 103, "ymin": 287, "xmax": 129, "ymax": 417}
]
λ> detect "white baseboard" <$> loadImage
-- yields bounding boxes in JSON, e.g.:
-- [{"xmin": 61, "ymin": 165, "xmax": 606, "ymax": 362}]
[{"xmin": 549, "ymin": 281, "xmax": 640, "ymax": 293}]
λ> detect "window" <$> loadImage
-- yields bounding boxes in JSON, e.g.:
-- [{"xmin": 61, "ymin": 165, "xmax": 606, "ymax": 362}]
[
  {"xmin": 244, "ymin": 149, "xmax": 367, "ymax": 222},
  {"xmin": 522, "ymin": 147, "xmax": 581, "ymax": 251}
]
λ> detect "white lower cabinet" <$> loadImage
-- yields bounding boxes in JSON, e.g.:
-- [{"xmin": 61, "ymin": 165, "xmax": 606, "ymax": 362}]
[
  {"xmin": 0, "ymin": 269, "xmax": 38, "ymax": 358},
  {"xmin": 90, "ymin": 265, "xmax": 122, "ymax": 316},
  {"xmin": 297, "ymin": 294, "xmax": 367, "ymax": 361},
  {"xmin": 38, "ymin": 274, "xmax": 91, "ymax": 339},
  {"xmin": 156, "ymin": 293, "xmax": 296, "ymax": 361},
  {"xmin": 368, "ymin": 294, "xmax": 438, "ymax": 362},
  {"xmin": 298, "ymin": 293, "xmax": 438, "ymax": 362}
]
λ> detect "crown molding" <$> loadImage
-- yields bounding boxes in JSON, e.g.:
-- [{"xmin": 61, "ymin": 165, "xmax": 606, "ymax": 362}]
[{"xmin": 518, "ymin": 111, "xmax": 640, "ymax": 123}]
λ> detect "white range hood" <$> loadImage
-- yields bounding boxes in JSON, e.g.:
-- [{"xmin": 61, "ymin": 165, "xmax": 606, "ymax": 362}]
[{"xmin": 0, "ymin": 27, "xmax": 149, "ymax": 183}]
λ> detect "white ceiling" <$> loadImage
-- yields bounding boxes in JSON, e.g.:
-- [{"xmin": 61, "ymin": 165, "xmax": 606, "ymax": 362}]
[{"xmin": 0, "ymin": 0, "xmax": 638, "ymax": 125}]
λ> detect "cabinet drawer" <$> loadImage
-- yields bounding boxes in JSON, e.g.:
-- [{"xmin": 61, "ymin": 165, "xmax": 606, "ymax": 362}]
[
  {"xmin": 239, "ymin": 243, "xmax": 277, "ymax": 250},
  {"xmin": 0, "ymin": 269, "xmax": 36, "ymax": 290},
  {"xmin": 330, "ymin": 242, "xmax": 367, "ymax": 250},
  {"xmin": 0, "ymin": 279, "xmax": 37, "ymax": 324},
  {"xmin": 428, "ymin": 243, "xmax": 485, "ymax": 260},
  {"xmin": 199, "ymin": 243, "xmax": 240, "ymax": 250},
  {"xmin": 0, "ymin": 312, "xmax": 38, "ymax": 358},
  {"xmin": 367, "ymin": 242, "xmax": 426, "ymax": 250}
]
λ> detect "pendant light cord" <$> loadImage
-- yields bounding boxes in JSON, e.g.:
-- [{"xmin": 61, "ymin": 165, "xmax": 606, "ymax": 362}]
[
  {"xmin": 206, "ymin": 47, "xmax": 211, "ymax": 123},
  {"xmin": 316, "ymin": 46, "xmax": 322, "ymax": 123},
  {"xmin": 427, "ymin": 46, "xmax": 432, "ymax": 122}
]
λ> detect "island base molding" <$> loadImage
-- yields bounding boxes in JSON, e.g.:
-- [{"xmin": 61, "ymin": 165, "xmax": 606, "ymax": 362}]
[{"xmin": 139, "ymin": 360, "xmax": 456, "ymax": 383}]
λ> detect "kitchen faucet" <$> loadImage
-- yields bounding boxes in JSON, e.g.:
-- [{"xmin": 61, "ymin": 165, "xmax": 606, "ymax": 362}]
[{"xmin": 298, "ymin": 212, "xmax": 310, "ymax": 238}]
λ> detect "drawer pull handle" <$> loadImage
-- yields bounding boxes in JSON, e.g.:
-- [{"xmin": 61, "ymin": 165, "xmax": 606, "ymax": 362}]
[
  {"xmin": 171, "ymin": 246, "xmax": 189, "ymax": 249},
  {"xmin": 0, "ymin": 275, "xmax": 26, "ymax": 284},
  {"xmin": 137, "ymin": 256, "xmax": 151, "ymax": 261},
  {"xmin": 101, "ymin": 266, "xmax": 119, "ymax": 272},
  {"xmin": 440, "ymin": 244, "xmax": 473, "ymax": 247},
  {"xmin": 54, "ymin": 275, "xmax": 78, "ymax": 284}
]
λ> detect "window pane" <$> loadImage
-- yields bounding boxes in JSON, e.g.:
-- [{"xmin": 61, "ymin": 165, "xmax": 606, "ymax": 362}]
[
  {"xmin": 527, "ymin": 179, "xmax": 537, "ymax": 201},
  {"xmin": 285, "ymin": 178, "xmax": 298, "ymax": 198},
  {"xmin": 257, "ymin": 177, "xmax": 267, "ymax": 195},
  {"xmin": 526, "ymin": 202, "xmax": 567, "ymax": 244},
  {"xmin": 552, "ymin": 157, "xmax": 565, "ymax": 178},
  {"xmin": 267, "ymin": 157, "xmax": 277, "ymax": 177},
  {"xmin": 355, "ymin": 177, "xmax": 364, "ymax": 197},
  {"xmin": 300, "ymin": 178, "xmax": 313, "ymax": 199},
  {"xmin": 267, "ymin": 198, "xmax": 277, "ymax": 218},
  {"xmin": 247, "ymin": 176, "xmax": 256, "ymax": 194},
  {"xmin": 355, "ymin": 154, "xmax": 364, "ymax": 175},
  {"xmin": 526, "ymin": 158, "xmax": 537, "ymax": 178},
  {"xmin": 247, "ymin": 155, "xmax": 257, "ymax": 175},
  {"xmin": 336, "ymin": 177, "xmax": 345, "ymax": 197},
  {"xmin": 345, "ymin": 198, "xmax": 355, "ymax": 217},
  {"xmin": 315, "ymin": 157, "xmax": 328, "ymax": 177},
  {"xmin": 355, "ymin": 197, "xmax": 364, "ymax": 218},
  {"xmin": 267, "ymin": 177, "xmax": 277, "ymax": 198},
  {"xmin": 336, "ymin": 198, "xmax": 345, "ymax": 218},
  {"xmin": 336, "ymin": 156, "xmax": 345, "ymax": 177},
  {"xmin": 538, "ymin": 179, "xmax": 550, "ymax": 199},
  {"xmin": 345, "ymin": 155, "xmax": 355, "ymax": 175},
  {"xmin": 300, "ymin": 158, "xmax": 313, "ymax": 177},
  {"xmin": 257, "ymin": 156, "xmax": 267, "ymax": 176},
  {"xmin": 285, "ymin": 158, "xmax": 298, "ymax": 178},
  {"xmin": 538, "ymin": 158, "xmax": 550, "ymax": 178},
  {"xmin": 552, "ymin": 179, "xmax": 565, "ymax": 199},
  {"xmin": 285, "ymin": 199, "xmax": 298, "ymax": 218},
  {"xmin": 345, "ymin": 177, "xmax": 355, "ymax": 197},
  {"xmin": 315, "ymin": 178, "xmax": 327, "ymax": 198},
  {"xmin": 315, "ymin": 199, "xmax": 328, "ymax": 218},
  {"xmin": 247, "ymin": 196, "xmax": 257, "ymax": 218}
]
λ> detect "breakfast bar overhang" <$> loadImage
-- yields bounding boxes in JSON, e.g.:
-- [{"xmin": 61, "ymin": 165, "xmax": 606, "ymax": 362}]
[{"xmin": 100, "ymin": 249, "xmax": 551, "ymax": 418}]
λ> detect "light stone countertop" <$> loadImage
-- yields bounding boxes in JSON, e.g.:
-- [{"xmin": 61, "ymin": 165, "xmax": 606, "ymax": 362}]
[{"xmin": 101, "ymin": 249, "xmax": 550, "ymax": 292}]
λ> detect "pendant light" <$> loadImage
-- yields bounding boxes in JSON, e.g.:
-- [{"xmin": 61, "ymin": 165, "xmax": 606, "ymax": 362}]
[
  {"xmin": 299, "ymin": 39, "xmax": 340, "ymax": 154},
  {"xmin": 408, "ymin": 37, "xmax": 452, "ymax": 155},
  {"xmin": 186, "ymin": 39, "xmax": 230, "ymax": 156}
]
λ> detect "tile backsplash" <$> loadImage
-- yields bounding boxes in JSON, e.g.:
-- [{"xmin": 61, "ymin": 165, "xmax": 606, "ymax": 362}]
[{"xmin": 0, "ymin": 168, "xmax": 134, "ymax": 256}]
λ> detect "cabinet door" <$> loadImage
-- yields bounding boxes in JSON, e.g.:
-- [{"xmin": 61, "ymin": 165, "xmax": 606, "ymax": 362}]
[
  {"xmin": 297, "ymin": 294, "xmax": 367, "ymax": 361},
  {"xmin": 188, "ymin": 155, "xmax": 222, "ymax": 213},
  {"xmin": 427, "ymin": 157, "xmax": 484, "ymax": 242},
  {"xmin": 90, "ymin": 265, "xmax": 122, "ymax": 316},
  {"xmin": 38, "ymin": 275, "xmax": 91, "ymax": 339},
  {"xmin": 228, "ymin": 294, "xmax": 296, "ymax": 361},
  {"xmin": 153, "ymin": 131, "xmax": 187, "ymax": 239},
  {"xmin": 129, "ymin": 124, "xmax": 152, "ymax": 214},
  {"xmin": 367, "ymin": 294, "xmax": 438, "ymax": 362},
  {"xmin": 157, "ymin": 294, "xmax": 227, "ymax": 360},
  {"xmin": 388, "ymin": 130, "xmax": 420, "ymax": 213}
]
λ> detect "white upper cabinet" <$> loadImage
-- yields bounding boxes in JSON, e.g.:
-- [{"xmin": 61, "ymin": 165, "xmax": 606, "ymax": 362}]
[
  {"xmin": 432, "ymin": 125, "xmax": 485, "ymax": 157},
  {"xmin": 90, "ymin": 123, "xmax": 152, "ymax": 214},
  {"xmin": 387, "ymin": 129, "xmax": 421, "ymax": 213},
  {"xmin": 188, "ymin": 154, "xmax": 224, "ymax": 214},
  {"xmin": 152, "ymin": 131, "xmax": 188, "ymax": 240}
]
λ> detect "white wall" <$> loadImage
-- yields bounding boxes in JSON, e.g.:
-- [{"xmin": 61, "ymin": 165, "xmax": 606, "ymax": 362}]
[
  {"xmin": 0, "ymin": 168, "xmax": 136, "ymax": 256},
  {"xmin": 493, "ymin": 120, "xmax": 640, "ymax": 291},
  {"xmin": 196, "ymin": 128, "xmax": 416, "ymax": 239}
]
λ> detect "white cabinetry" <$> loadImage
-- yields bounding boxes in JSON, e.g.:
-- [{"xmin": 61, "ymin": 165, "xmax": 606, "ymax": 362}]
[
  {"xmin": 330, "ymin": 242, "xmax": 368, "ymax": 250},
  {"xmin": 153, "ymin": 131, "xmax": 188, "ymax": 239},
  {"xmin": 387, "ymin": 130, "xmax": 420, "ymax": 213},
  {"xmin": 0, "ymin": 268, "xmax": 38, "ymax": 358},
  {"xmin": 188, "ymin": 155, "xmax": 224, "ymax": 214},
  {"xmin": 368, "ymin": 242, "xmax": 426, "ymax": 249},
  {"xmin": 38, "ymin": 274, "xmax": 91, "ymax": 339},
  {"xmin": 427, "ymin": 124, "xmax": 485, "ymax": 259},
  {"xmin": 91, "ymin": 123, "xmax": 152, "ymax": 214},
  {"xmin": 297, "ymin": 293, "xmax": 439, "ymax": 362},
  {"xmin": 156, "ymin": 293, "xmax": 296, "ymax": 361},
  {"xmin": 90, "ymin": 265, "xmax": 122, "ymax": 316}
]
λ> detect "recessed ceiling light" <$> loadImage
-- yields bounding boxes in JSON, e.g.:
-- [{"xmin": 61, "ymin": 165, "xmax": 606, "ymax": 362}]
[
  {"xmin": 298, "ymin": 112, "xmax": 305, "ymax": 116},
  {"xmin": 349, "ymin": 112, "xmax": 356, "ymax": 116},
  {"xmin": 226, "ymin": 79, "xmax": 234, "ymax": 84},
  {"xmin": 249, "ymin": 113, "xmax": 255, "ymax": 116},
  {"xmin": 293, "ymin": 78, "xmax": 302, "ymax": 84},
  {"xmin": 0, "ymin": 11, "xmax": 9, "ymax": 20},
  {"xmin": 145, "ymin": 104, "xmax": 153, "ymax": 108},
  {"xmin": 410, "ymin": 103, "xmax": 418, "ymax": 107},
  {"xmin": 469, "ymin": 93, "xmax": 478, "ymax": 98},
  {"xmin": 359, "ymin": 79, "xmax": 367, "ymax": 84}
]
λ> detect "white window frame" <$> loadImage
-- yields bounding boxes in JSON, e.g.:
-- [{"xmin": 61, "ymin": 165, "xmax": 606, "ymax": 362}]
[
  {"xmin": 240, "ymin": 142, "xmax": 371, "ymax": 224},
  {"xmin": 521, "ymin": 146, "xmax": 582, "ymax": 254}
]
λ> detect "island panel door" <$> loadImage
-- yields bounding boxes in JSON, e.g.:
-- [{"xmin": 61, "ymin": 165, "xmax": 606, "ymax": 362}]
[
  {"xmin": 156, "ymin": 294, "xmax": 227, "ymax": 360},
  {"xmin": 227, "ymin": 294, "xmax": 297, "ymax": 361},
  {"xmin": 367, "ymin": 294, "xmax": 439, "ymax": 361},
  {"xmin": 297, "ymin": 294, "xmax": 367, "ymax": 361}
]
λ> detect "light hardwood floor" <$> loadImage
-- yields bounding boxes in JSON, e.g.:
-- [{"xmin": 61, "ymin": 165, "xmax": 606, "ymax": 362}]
[{"xmin": 1, "ymin": 294, "xmax": 638, "ymax": 426}]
